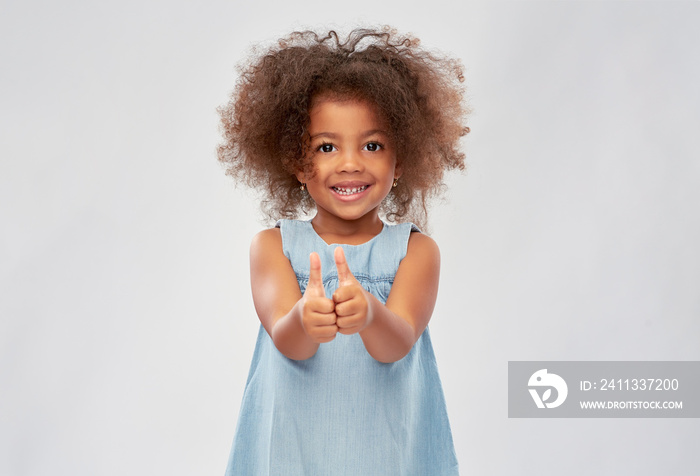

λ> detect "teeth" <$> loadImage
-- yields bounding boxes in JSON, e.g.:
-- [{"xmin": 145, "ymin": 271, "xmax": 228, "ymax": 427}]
[{"xmin": 333, "ymin": 185, "xmax": 368, "ymax": 195}]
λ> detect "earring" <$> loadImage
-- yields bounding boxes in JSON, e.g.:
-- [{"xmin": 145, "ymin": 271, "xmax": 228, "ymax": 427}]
[
  {"xmin": 300, "ymin": 183, "xmax": 306, "ymax": 191},
  {"xmin": 392, "ymin": 178, "xmax": 399, "ymax": 188}
]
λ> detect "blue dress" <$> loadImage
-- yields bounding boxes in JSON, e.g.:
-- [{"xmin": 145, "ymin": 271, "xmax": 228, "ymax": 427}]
[{"xmin": 225, "ymin": 219, "xmax": 458, "ymax": 475}]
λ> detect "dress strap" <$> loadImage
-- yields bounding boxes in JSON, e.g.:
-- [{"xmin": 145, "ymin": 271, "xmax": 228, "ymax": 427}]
[{"xmin": 275, "ymin": 219, "xmax": 420, "ymax": 289}]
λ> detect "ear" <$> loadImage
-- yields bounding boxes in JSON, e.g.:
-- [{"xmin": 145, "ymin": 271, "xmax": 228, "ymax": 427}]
[
  {"xmin": 393, "ymin": 161, "xmax": 403, "ymax": 180},
  {"xmin": 294, "ymin": 170, "xmax": 305, "ymax": 183}
]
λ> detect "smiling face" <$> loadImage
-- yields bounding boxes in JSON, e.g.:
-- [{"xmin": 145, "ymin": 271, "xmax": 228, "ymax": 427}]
[{"xmin": 297, "ymin": 96, "xmax": 401, "ymax": 232}]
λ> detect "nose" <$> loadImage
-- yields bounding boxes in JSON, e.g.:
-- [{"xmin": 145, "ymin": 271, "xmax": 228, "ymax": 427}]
[{"xmin": 336, "ymin": 149, "xmax": 364, "ymax": 173}]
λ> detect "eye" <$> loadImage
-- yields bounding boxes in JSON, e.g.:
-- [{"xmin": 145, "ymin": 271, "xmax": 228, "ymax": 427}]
[
  {"xmin": 364, "ymin": 142, "xmax": 383, "ymax": 152},
  {"xmin": 317, "ymin": 142, "xmax": 336, "ymax": 153}
]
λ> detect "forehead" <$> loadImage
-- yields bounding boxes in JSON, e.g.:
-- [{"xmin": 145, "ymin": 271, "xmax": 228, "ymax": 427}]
[{"xmin": 308, "ymin": 96, "xmax": 387, "ymax": 134}]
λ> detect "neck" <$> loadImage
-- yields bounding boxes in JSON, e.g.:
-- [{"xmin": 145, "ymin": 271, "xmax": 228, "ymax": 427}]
[{"xmin": 310, "ymin": 209, "xmax": 384, "ymax": 245}]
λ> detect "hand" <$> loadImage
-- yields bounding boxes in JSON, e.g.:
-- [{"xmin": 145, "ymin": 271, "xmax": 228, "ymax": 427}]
[
  {"xmin": 300, "ymin": 252, "xmax": 337, "ymax": 343},
  {"xmin": 332, "ymin": 247, "xmax": 371, "ymax": 335}
]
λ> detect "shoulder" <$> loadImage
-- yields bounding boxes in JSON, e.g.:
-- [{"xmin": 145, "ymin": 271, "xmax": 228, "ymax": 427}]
[
  {"xmin": 406, "ymin": 230, "xmax": 440, "ymax": 262},
  {"xmin": 395, "ymin": 230, "xmax": 440, "ymax": 278},
  {"xmin": 250, "ymin": 227, "xmax": 283, "ymax": 258}
]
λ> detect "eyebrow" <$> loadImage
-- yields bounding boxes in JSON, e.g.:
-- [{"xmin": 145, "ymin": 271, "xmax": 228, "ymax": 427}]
[{"xmin": 309, "ymin": 129, "xmax": 388, "ymax": 140}]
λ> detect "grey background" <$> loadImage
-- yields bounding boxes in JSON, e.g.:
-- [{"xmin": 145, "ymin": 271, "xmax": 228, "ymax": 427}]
[{"xmin": 2, "ymin": 1, "xmax": 699, "ymax": 475}]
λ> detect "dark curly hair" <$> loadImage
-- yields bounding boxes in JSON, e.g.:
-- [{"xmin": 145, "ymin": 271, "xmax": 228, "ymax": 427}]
[{"xmin": 217, "ymin": 27, "xmax": 469, "ymax": 228}]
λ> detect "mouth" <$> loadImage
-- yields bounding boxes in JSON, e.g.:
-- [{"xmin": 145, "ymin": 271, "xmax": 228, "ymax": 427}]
[{"xmin": 331, "ymin": 185, "xmax": 369, "ymax": 196}]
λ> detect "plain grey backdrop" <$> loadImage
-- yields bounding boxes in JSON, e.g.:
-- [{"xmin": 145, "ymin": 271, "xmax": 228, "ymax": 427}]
[{"xmin": 1, "ymin": 1, "xmax": 699, "ymax": 474}]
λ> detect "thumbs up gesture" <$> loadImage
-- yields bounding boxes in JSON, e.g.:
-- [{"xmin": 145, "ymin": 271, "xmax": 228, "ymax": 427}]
[
  {"xmin": 332, "ymin": 247, "xmax": 371, "ymax": 335},
  {"xmin": 300, "ymin": 252, "xmax": 338, "ymax": 343}
]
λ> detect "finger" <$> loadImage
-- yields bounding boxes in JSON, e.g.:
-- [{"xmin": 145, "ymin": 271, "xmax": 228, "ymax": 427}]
[
  {"xmin": 309, "ymin": 325, "xmax": 338, "ymax": 343},
  {"xmin": 331, "ymin": 284, "xmax": 362, "ymax": 306},
  {"xmin": 337, "ymin": 326, "xmax": 360, "ymax": 336},
  {"xmin": 333, "ymin": 298, "xmax": 357, "ymax": 318},
  {"xmin": 307, "ymin": 252, "xmax": 324, "ymax": 295},
  {"xmin": 334, "ymin": 247, "xmax": 354, "ymax": 285},
  {"xmin": 332, "ymin": 285, "xmax": 354, "ymax": 306},
  {"xmin": 304, "ymin": 296, "xmax": 335, "ymax": 316},
  {"xmin": 314, "ymin": 296, "xmax": 335, "ymax": 314},
  {"xmin": 336, "ymin": 316, "xmax": 361, "ymax": 334},
  {"xmin": 307, "ymin": 310, "xmax": 337, "ymax": 326},
  {"xmin": 336, "ymin": 314, "xmax": 357, "ymax": 328}
]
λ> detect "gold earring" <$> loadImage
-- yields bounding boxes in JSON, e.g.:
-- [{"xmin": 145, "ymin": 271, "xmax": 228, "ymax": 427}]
[
  {"xmin": 300, "ymin": 183, "xmax": 306, "ymax": 191},
  {"xmin": 392, "ymin": 178, "xmax": 399, "ymax": 188}
]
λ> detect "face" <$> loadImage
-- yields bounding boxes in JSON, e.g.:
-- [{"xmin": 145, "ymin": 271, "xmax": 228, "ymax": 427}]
[{"xmin": 297, "ymin": 97, "xmax": 401, "ymax": 225}]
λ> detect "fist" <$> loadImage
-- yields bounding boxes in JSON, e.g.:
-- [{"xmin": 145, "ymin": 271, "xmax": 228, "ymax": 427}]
[
  {"xmin": 300, "ymin": 252, "xmax": 337, "ymax": 343},
  {"xmin": 332, "ymin": 247, "xmax": 371, "ymax": 335}
]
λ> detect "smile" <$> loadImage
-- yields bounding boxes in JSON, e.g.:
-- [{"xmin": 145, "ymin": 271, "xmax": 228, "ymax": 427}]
[{"xmin": 331, "ymin": 185, "xmax": 369, "ymax": 195}]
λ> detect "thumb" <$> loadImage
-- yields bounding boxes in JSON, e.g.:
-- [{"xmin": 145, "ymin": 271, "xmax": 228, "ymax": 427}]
[
  {"xmin": 306, "ymin": 252, "xmax": 325, "ymax": 297},
  {"xmin": 334, "ymin": 247, "xmax": 355, "ymax": 285}
]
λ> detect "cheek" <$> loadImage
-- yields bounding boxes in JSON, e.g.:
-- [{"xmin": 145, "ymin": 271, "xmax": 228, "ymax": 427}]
[
  {"xmin": 305, "ymin": 167, "xmax": 329, "ymax": 190},
  {"xmin": 301, "ymin": 159, "xmax": 323, "ymax": 183},
  {"xmin": 306, "ymin": 168, "xmax": 325, "ymax": 185},
  {"xmin": 383, "ymin": 160, "xmax": 398, "ymax": 178}
]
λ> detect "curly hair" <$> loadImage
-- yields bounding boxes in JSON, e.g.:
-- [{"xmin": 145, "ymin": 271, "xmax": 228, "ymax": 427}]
[{"xmin": 217, "ymin": 27, "xmax": 469, "ymax": 228}]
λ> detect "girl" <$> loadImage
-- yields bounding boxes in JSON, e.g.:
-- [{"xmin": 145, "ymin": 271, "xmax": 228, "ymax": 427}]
[{"xmin": 218, "ymin": 27, "xmax": 468, "ymax": 475}]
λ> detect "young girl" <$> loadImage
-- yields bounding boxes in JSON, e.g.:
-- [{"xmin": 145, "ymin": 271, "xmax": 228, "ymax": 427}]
[{"xmin": 218, "ymin": 27, "xmax": 468, "ymax": 475}]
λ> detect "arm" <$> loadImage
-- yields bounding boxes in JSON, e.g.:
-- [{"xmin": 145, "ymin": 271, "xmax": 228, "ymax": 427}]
[
  {"xmin": 250, "ymin": 229, "xmax": 337, "ymax": 360},
  {"xmin": 332, "ymin": 232, "xmax": 440, "ymax": 363}
]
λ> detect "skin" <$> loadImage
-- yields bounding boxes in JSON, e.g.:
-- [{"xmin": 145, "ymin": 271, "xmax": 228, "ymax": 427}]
[{"xmin": 249, "ymin": 96, "xmax": 440, "ymax": 363}]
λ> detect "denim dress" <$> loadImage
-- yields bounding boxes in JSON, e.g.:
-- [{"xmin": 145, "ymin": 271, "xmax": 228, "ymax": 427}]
[{"xmin": 225, "ymin": 219, "xmax": 458, "ymax": 475}]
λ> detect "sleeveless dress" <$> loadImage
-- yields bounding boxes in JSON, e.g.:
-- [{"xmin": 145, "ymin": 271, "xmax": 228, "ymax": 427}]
[{"xmin": 225, "ymin": 219, "xmax": 458, "ymax": 476}]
